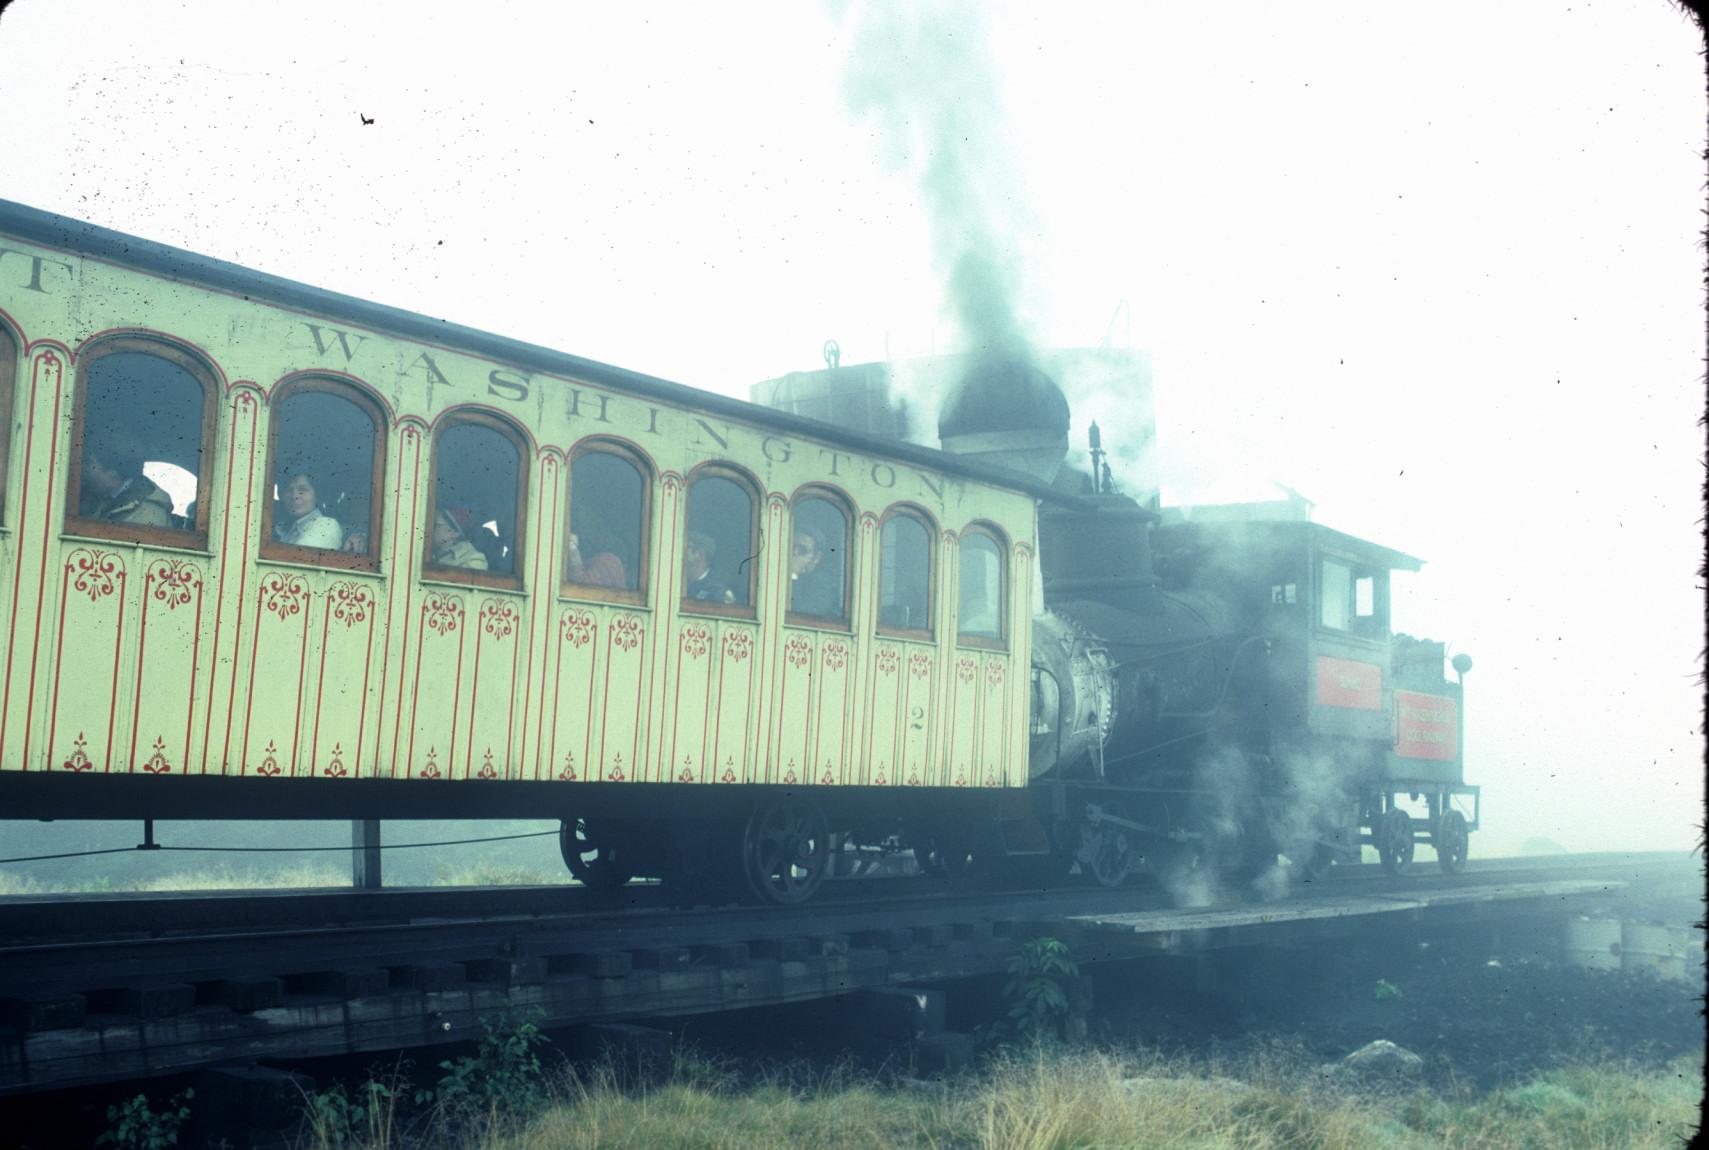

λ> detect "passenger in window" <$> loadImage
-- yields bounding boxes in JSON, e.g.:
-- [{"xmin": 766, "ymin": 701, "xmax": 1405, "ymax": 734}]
[
  {"xmin": 683, "ymin": 531, "xmax": 731, "ymax": 603},
  {"xmin": 431, "ymin": 505, "xmax": 490, "ymax": 571},
  {"xmin": 273, "ymin": 469, "xmax": 345, "ymax": 550},
  {"xmin": 79, "ymin": 434, "xmax": 174, "ymax": 527},
  {"xmin": 567, "ymin": 515, "xmax": 628, "ymax": 590},
  {"xmin": 789, "ymin": 525, "xmax": 841, "ymax": 618}
]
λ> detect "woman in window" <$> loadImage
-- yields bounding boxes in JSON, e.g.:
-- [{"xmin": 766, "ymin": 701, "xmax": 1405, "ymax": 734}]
[
  {"xmin": 431, "ymin": 505, "xmax": 489, "ymax": 571},
  {"xmin": 273, "ymin": 467, "xmax": 345, "ymax": 550}
]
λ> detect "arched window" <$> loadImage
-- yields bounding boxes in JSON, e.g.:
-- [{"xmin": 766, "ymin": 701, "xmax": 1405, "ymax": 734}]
[
  {"xmin": 957, "ymin": 524, "xmax": 1006, "ymax": 647},
  {"xmin": 0, "ymin": 325, "xmax": 16, "ymax": 527},
  {"xmin": 425, "ymin": 410, "xmax": 528, "ymax": 588},
  {"xmin": 787, "ymin": 488, "xmax": 852, "ymax": 626},
  {"xmin": 261, "ymin": 376, "xmax": 386, "ymax": 570},
  {"xmin": 564, "ymin": 440, "xmax": 651, "ymax": 604},
  {"xmin": 67, "ymin": 337, "xmax": 218, "ymax": 549},
  {"xmin": 682, "ymin": 465, "xmax": 759, "ymax": 616},
  {"xmin": 877, "ymin": 506, "xmax": 935, "ymax": 638}
]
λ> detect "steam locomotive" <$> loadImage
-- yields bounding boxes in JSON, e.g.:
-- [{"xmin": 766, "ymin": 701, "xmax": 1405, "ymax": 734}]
[{"xmin": 0, "ymin": 201, "xmax": 1474, "ymax": 907}]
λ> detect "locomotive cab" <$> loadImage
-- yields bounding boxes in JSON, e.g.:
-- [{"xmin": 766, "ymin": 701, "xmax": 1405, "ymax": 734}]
[{"xmin": 1153, "ymin": 507, "xmax": 1478, "ymax": 875}]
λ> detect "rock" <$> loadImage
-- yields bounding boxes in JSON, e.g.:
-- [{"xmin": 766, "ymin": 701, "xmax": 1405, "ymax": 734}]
[{"xmin": 1339, "ymin": 1039, "xmax": 1425, "ymax": 1082}]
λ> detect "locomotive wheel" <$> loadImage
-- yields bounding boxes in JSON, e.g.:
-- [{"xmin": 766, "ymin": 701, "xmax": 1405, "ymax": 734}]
[
  {"xmin": 741, "ymin": 796, "xmax": 830, "ymax": 905},
  {"xmin": 1084, "ymin": 803, "xmax": 1135, "ymax": 888},
  {"xmin": 1376, "ymin": 810, "xmax": 1415, "ymax": 876},
  {"xmin": 559, "ymin": 817, "xmax": 632, "ymax": 890},
  {"xmin": 1435, "ymin": 809, "xmax": 1469, "ymax": 875}
]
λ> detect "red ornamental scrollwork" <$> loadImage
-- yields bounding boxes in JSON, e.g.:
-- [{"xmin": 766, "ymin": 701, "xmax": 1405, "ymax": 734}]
[
  {"xmin": 782, "ymin": 760, "xmax": 798, "ymax": 785},
  {"xmin": 873, "ymin": 769, "xmax": 888, "ymax": 786},
  {"xmin": 423, "ymin": 592, "xmax": 463, "ymax": 637},
  {"xmin": 819, "ymin": 763, "xmax": 835, "ymax": 786},
  {"xmin": 956, "ymin": 656, "xmax": 977, "ymax": 684},
  {"xmin": 559, "ymin": 751, "xmax": 578, "ymax": 781},
  {"xmin": 611, "ymin": 616, "xmax": 642, "ymax": 653},
  {"xmin": 481, "ymin": 600, "xmax": 517, "ymax": 640},
  {"xmin": 478, "ymin": 749, "xmax": 498, "ymax": 779},
  {"xmin": 822, "ymin": 642, "xmax": 847, "ymax": 672},
  {"xmin": 680, "ymin": 626, "xmax": 710, "ymax": 660},
  {"xmin": 328, "ymin": 582, "xmax": 373, "ymax": 628},
  {"xmin": 260, "ymin": 573, "xmax": 310, "ymax": 622},
  {"xmin": 722, "ymin": 630, "xmax": 752, "ymax": 662},
  {"xmin": 147, "ymin": 558, "xmax": 201, "ymax": 610},
  {"xmin": 325, "ymin": 744, "xmax": 348, "ymax": 777},
  {"xmin": 908, "ymin": 651, "xmax": 932, "ymax": 680},
  {"xmin": 875, "ymin": 648, "xmax": 900, "ymax": 675},
  {"xmin": 66, "ymin": 549, "xmax": 122, "ymax": 602},
  {"xmin": 720, "ymin": 758, "xmax": 737, "ymax": 784},
  {"xmin": 421, "ymin": 748, "xmax": 442, "ymax": 779},
  {"xmin": 142, "ymin": 737, "xmax": 173, "ymax": 775},
  {"xmin": 257, "ymin": 741, "xmax": 282, "ymax": 777},
  {"xmin": 906, "ymin": 768, "xmax": 921, "ymax": 786},
  {"xmin": 62, "ymin": 732, "xmax": 94, "ymax": 772},
  {"xmin": 607, "ymin": 753, "xmax": 626, "ymax": 782},
  {"xmin": 986, "ymin": 661, "xmax": 1005, "ymax": 688},
  {"xmin": 785, "ymin": 636, "xmax": 812, "ymax": 669},
  {"xmin": 236, "ymin": 391, "xmax": 257, "ymax": 413},
  {"xmin": 677, "ymin": 756, "xmax": 695, "ymax": 783},
  {"xmin": 984, "ymin": 771, "xmax": 999, "ymax": 788},
  {"xmin": 953, "ymin": 767, "xmax": 968, "ymax": 787},
  {"xmin": 561, "ymin": 610, "xmax": 596, "ymax": 648}
]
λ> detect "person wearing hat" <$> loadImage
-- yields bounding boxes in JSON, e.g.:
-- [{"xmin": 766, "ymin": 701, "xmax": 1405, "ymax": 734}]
[
  {"xmin": 431, "ymin": 504, "xmax": 489, "ymax": 571},
  {"xmin": 788, "ymin": 523, "xmax": 841, "ymax": 618},
  {"xmin": 273, "ymin": 467, "xmax": 345, "ymax": 550},
  {"xmin": 682, "ymin": 530, "xmax": 731, "ymax": 603}
]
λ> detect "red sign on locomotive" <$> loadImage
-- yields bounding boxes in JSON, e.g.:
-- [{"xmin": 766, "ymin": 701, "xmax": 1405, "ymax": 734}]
[
  {"xmin": 1314, "ymin": 656, "xmax": 1382, "ymax": 711},
  {"xmin": 1394, "ymin": 689, "xmax": 1458, "ymax": 761}
]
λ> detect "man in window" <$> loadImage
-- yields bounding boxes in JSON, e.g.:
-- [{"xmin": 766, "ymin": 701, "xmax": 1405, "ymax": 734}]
[
  {"xmin": 80, "ymin": 433, "xmax": 174, "ymax": 527},
  {"xmin": 789, "ymin": 525, "xmax": 841, "ymax": 618},
  {"xmin": 683, "ymin": 531, "xmax": 731, "ymax": 603}
]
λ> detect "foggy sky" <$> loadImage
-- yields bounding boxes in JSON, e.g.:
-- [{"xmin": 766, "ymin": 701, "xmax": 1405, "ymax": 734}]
[{"xmin": 0, "ymin": 0, "xmax": 1701, "ymax": 855}]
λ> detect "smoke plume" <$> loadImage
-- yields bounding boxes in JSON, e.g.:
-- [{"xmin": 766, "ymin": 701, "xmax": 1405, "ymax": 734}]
[{"xmin": 840, "ymin": 0, "xmax": 1041, "ymax": 367}]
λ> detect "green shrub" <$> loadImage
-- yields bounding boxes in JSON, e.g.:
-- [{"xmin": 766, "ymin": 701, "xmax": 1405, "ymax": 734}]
[{"xmin": 95, "ymin": 1088, "xmax": 193, "ymax": 1150}]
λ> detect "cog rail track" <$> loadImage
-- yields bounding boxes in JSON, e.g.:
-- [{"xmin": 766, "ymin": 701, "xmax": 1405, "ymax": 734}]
[{"xmin": 0, "ymin": 852, "xmax": 1690, "ymax": 1095}]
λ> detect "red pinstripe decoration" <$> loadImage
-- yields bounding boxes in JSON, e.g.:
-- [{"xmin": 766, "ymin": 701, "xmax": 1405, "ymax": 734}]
[
  {"xmin": 386, "ymin": 424, "xmax": 424, "ymax": 776},
  {"xmin": 15, "ymin": 349, "xmax": 66, "ymax": 772},
  {"xmin": 1, "ymin": 346, "xmax": 62, "ymax": 766},
  {"xmin": 130, "ymin": 558, "xmax": 205, "ymax": 774},
  {"xmin": 44, "ymin": 549, "xmax": 125, "ymax": 773}
]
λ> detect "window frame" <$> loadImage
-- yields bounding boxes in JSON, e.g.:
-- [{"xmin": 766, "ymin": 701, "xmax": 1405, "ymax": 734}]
[
  {"xmin": 258, "ymin": 374, "xmax": 388, "ymax": 573},
  {"xmin": 679, "ymin": 461, "xmax": 762, "ymax": 621},
  {"xmin": 1316, "ymin": 553, "xmax": 1388, "ymax": 638},
  {"xmin": 784, "ymin": 484, "xmax": 856, "ymax": 631},
  {"xmin": 955, "ymin": 521, "xmax": 1009, "ymax": 651},
  {"xmin": 875, "ymin": 503, "xmax": 938, "ymax": 642},
  {"xmin": 0, "ymin": 323, "xmax": 16, "ymax": 528},
  {"xmin": 561, "ymin": 436, "xmax": 654, "ymax": 607},
  {"xmin": 64, "ymin": 335, "xmax": 219, "ymax": 551},
  {"xmin": 422, "ymin": 407, "xmax": 531, "ymax": 591}
]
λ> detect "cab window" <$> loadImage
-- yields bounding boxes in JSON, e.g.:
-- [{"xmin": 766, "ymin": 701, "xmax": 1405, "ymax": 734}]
[
  {"xmin": 957, "ymin": 525, "xmax": 1006, "ymax": 646},
  {"xmin": 682, "ymin": 467, "xmax": 758, "ymax": 614},
  {"xmin": 565, "ymin": 442, "xmax": 649, "ymax": 602},
  {"xmin": 67, "ymin": 338, "xmax": 217, "ymax": 548},
  {"xmin": 426, "ymin": 411, "xmax": 528, "ymax": 587},
  {"xmin": 878, "ymin": 508, "xmax": 933, "ymax": 636},
  {"xmin": 1320, "ymin": 557, "xmax": 1384, "ymax": 634},
  {"xmin": 262, "ymin": 376, "xmax": 386, "ymax": 569}
]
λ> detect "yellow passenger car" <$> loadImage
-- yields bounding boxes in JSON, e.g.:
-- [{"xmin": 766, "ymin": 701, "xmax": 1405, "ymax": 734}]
[{"xmin": 0, "ymin": 201, "xmax": 1044, "ymax": 902}]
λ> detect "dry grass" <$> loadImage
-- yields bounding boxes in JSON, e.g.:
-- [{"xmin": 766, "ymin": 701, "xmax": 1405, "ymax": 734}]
[
  {"xmin": 0, "ymin": 860, "xmax": 349, "ymax": 894},
  {"xmin": 307, "ymin": 1046, "xmax": 1698, "ymax": 1150}
]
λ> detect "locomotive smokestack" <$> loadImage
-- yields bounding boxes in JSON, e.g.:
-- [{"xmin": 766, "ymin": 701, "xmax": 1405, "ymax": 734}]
[{"xmin": 937, "ymin": 355, "xmax": 1071, "ymax": 483}]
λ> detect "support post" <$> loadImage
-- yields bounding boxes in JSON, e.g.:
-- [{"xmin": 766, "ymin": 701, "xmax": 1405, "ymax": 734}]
[{"xmin": 352, "ymin": 819, "xmax": 381, "ymax": 889}]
